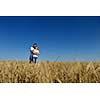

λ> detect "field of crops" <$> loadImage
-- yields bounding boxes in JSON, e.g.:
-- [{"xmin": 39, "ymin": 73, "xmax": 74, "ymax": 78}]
[{"xmin": 0, "ymin": 61, "xmax": 100, "ymax": 83}]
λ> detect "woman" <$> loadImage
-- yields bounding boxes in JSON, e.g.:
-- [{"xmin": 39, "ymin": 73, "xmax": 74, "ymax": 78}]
[{"xmin": 29, "ymin": 43, "xmax": 40, "ymax": 63}]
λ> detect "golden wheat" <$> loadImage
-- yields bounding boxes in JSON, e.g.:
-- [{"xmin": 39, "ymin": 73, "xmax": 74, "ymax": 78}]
[{"xmin": 0, "ymin": 61, "xmax": 100, "ymax": 83}]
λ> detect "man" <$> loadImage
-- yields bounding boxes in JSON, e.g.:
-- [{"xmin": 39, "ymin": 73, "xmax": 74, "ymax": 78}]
[{"xmin": 29, "ymin": 43, "xmax": 40, "ymax": 63}]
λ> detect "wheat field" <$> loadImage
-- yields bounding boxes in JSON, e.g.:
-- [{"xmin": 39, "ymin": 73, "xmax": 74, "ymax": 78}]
[{"xmin": 0, "ymin": 61, "xmax": 100, "ymax": 83}]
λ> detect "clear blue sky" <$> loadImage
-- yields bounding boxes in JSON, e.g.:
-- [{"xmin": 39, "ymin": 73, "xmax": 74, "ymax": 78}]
[{"xmin": 0, "ymin": 16, "xmax": 100, "ymax": 61}]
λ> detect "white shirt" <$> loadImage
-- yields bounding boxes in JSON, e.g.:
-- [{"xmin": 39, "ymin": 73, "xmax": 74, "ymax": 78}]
[
  {"xmin": 30, "ymin": 47, "xmax": 39, "ymax": 57},
  {"xmin": 33, "ymin": 55, "xmax": 38, "ymax": 57},
  {"xmin": 30, "ymin": 47, "xmax": 34, "ymax": 51}
]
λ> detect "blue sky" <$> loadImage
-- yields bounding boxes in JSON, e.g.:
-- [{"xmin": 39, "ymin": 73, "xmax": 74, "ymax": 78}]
[{"xmin": 0, "ymin": 16, "xmax": 100, "ymax": 61}]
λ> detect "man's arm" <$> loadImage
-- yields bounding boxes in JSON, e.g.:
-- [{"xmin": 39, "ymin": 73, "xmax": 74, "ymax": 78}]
[{"xmin": 30, "ymin": 47, "xmax": 34, "ymax": 54}]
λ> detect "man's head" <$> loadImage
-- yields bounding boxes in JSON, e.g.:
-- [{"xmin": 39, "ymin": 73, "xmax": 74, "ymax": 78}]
[{"xmin": 33, "ymin": 43, "xmax": 37, "ymax": 49}]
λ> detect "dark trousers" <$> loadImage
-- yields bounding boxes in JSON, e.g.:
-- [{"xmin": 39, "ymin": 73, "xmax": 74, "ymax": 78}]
[{"xmin": 29, "ymin": 55, "xmax": 37, "ymax": 63}]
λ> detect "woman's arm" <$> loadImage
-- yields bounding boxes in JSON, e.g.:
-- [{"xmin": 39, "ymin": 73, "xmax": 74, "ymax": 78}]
[{"xmin": 33, "ymin": 49, "xmax": 40, "ymax": 55}]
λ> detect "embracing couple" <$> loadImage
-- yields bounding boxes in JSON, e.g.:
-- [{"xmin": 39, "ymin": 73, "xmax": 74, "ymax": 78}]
[{"xmin": 29, "ymin": 43, "xmax": 40, "ymax": 63}]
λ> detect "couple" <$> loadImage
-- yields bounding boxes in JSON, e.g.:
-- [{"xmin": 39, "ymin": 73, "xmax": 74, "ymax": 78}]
[{"xmin": 29, "ymin": 43, "xmax": 40, "ymax": 63}]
